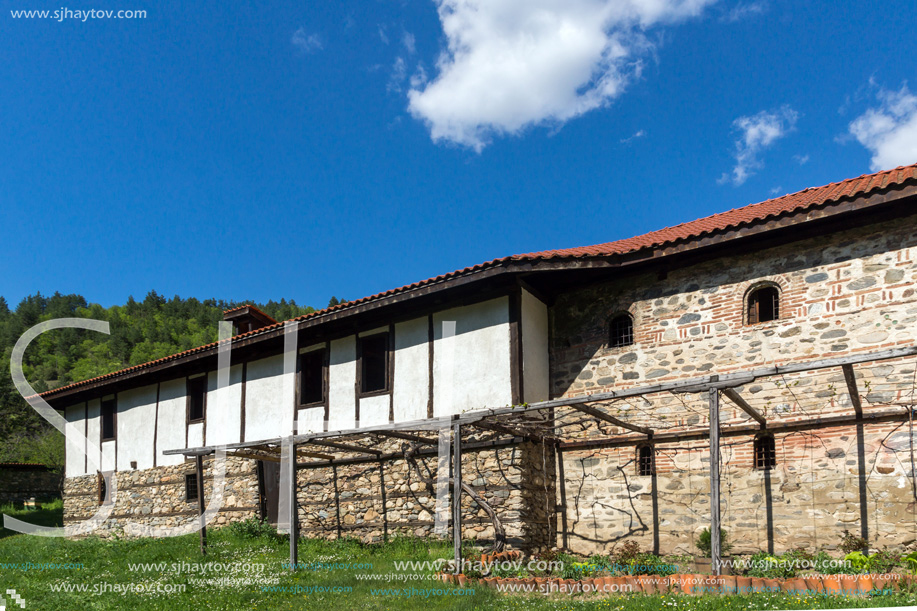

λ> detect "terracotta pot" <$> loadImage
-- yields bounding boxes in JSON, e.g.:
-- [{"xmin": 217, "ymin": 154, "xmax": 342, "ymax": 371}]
[
  {"xmin": 626, "ymin": 575, "xmax": 641, "ymax": 593},
  {"xmin": 804, "ymin": 576, "xmax": 824, "ymax": 594},
  {"xmin": 839, "ymin": 574, "xmax": 859, "ymax": 596},
  {"xmin": 857, "ymin": 574, "xmax": 873, "ymax": 596},
  {"xmin": 721, "ymin": 575, "xmax": 738, "ymax": 595},
  {"xmin": 736, "ymin": 575, "xmax": 752, "ymax": 595},
  {"xmin": 764, "ymin": 578, "xmax": 780, "ymax": 593},
  {"xmin": 779, "ymin": 578, "xmax": 794, "ymax": 593},
  {"xmin": 792, "ymin": 578, "xmax": 808, "ymax": 595},
  {"xmin": 751, "ymin": 577, "xmax": 766, "ymax": 593},
  {"xmin": 483, "ymin": 576, "xmax": 498, "ymax": 587},
  {"xmin": 822, "ymin": 574, "xmax": 841, "ymax": 595},
  {"xmin": 611, "ymin": 575, "xmax": 628, "ymax": 594},
  {"xmin": 636, "ymin": 576, "xmax": 653, "ymax": 594}
]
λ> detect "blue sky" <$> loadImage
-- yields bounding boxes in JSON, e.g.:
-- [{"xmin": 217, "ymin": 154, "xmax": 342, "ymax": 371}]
[{"xmin": 2, "ymin": 0, "xmax": 915, "ymax": 310}]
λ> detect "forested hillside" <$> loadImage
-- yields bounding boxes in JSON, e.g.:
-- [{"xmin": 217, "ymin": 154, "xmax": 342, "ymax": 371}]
[{"xmin": 0, "ymin": 291, "xmax": 327, "ymax": 466}]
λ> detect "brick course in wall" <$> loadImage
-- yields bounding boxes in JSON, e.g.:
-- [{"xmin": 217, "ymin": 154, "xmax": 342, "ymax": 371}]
[{"xmin": 551, "ymin": 213, "xmax": 917, "ymax": 556}]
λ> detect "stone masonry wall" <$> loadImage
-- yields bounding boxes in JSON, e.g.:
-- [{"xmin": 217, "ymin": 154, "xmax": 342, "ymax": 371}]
[
  {"xmin": 63, "ymin": 456, "xmax": 259, "ymax": 536},
  {"xmin": 551, "ymin": 213, "xmax": 917, "ymax": 555},
  {"xmin": 0, "ymin": 467, "xmax": 62, "ymax": 504}
]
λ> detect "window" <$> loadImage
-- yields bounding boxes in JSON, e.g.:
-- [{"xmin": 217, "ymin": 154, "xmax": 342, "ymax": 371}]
[
  {"xmin": 359, "ymin": 333, "xmax": 389, "ymax": 394},
  {"xmin": 754, "ymin": 434, "xmax": 776, "ymax": 470},
  {"xmin": 187, "ymin": 376, "xmax": 207, "ymax": 423},
  {"xmin": 609, "ymin": 314, "xmax": 634, "ymax": 348},
  {"xmin": 298, "ymin": 349, "xmax": 326, "ymax": 405},
  {"xmin": 185, "ymin": 473, "xmax": 199, "ymax": 502},
  {"xmin": 637, "ymin": 444, "xmax": 655, "ymax": 476},
  {"xmin": 101, "ymin": 398, "xmax": 116, "ymax": 441},
  {"xmin": 747, "ymin": 285, "xmax": 780, "ymax": 325},
  {"xmin": 97, "ymin": 472, "xmax": 109, "ymax": 505}
]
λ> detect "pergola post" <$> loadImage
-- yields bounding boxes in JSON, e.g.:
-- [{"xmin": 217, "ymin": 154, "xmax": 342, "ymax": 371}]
[
  {"xmin": 289, "ymin": 441, "xmax": 299, "ymax": 570},
  {"xmin": 195, "ymin": 454, "xmax": 207, "ymax": 556},
  {"xmin": 709, "ymin": 388, "xmax": 722, "ymax": 575},
  {"xmin": 452, "ymin": 420, "xmax": 462, "ymax": 575}
]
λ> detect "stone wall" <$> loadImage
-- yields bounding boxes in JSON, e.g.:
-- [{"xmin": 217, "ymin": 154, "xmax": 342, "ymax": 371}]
[
  {"xmin": 63, "ymin": 456, "xmax": 260, "ymax": 536},
  {"xmin": 0, "ymin": 465, "xmax": 62, "ymax": 504},
  {"xmin": 296, "ymin": 440, "xmax": 556, "ymax": 551},
  {"xmin": 550, "ymin": 213, "xmax": 917, "ymax": 555}
]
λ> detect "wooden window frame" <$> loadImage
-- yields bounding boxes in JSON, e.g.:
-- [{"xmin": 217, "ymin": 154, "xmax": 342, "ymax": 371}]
[
  {"xmin": 636, "ymin": 443, "xmax": 655, "ymax": 476},
  {"xmin": 754, "ymin": 434, "xmax": 777, "ymax": 470},
  {"xmin": 186, "ymin": 375, "xmax": 207, "ymax": 424},
  {"xmin": 185, "ymin": 472, "xmax": 199, "ymax": 503},
  {"xmin": 746, "ymin": 284, "xmax": 781, "ymax": 326},
  {"xmin": 296, "ymin": 347, "xmax": 329, "ymax": 408},
  {"xmin": 356, "ymin": 332, "xmax": 392, "ymax": 398},
  {"xmin": 608, "ymin": 313, "xmax": 635, "ymax": 348},
  {"xmin": 97, "ymin": 472, "xmax": 110, "ymax": 506},
  {"xmin": 100, "ymin": 397, "xmax": 117, "ymax": 442}
]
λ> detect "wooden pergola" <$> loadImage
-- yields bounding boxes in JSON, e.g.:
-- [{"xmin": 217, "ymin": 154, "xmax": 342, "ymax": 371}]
[{"xmin": 165, "ymin": 345, "xmax": 917, "ymax": 575}]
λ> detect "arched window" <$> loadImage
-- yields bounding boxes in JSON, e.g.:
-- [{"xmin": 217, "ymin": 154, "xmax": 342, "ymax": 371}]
[
  {"xmin": 609, "ymin": 313, "xmax": 634, "ymax": 348},
  {"xmin": 754, "ymin": 434, "xmax": 776, "ymax": 470},
  {"xmin": 637, "ymin": 444, "xmax": 655, "ymax": 476},
  {"xmin": 747, "ymin": 285, "xmax": 780, "ymax": 325}
]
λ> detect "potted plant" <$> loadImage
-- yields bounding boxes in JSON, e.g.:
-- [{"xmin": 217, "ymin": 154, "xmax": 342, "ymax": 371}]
[{"xmin": 694, "ymin": 527, "xmax": 733, "ymax": 574}]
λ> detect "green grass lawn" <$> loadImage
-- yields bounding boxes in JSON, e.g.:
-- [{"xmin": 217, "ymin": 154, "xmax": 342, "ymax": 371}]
[{"xmin": 2, "ymin": 505, "xmax": 917, "ymax": 610}]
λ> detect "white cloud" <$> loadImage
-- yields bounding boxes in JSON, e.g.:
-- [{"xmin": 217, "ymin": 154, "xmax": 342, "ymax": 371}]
[
  {"xmin": 769, "ymin": 186, "xmax": 782, "ymax": 195},
  {"xmin": 620, "ymin": 129, "xmax": 646, "ymax": 144},
  {"xmin": 719, "ymin": 106, "xmax": 798, "ymax": 186},
  {"xmin": 387, "ymin": 57, "xmax": 407, "ymax": 93},
  {"xmin": 378, "ymin": 24, "xmax": 390, "ymax": 45},
  {"xmin": 793, "ymin": 153, "xmax": 809, "ymax": 165},
  {"xmin": 292, "ymin": 28, "xmax": 323, "ymax": 53},
  {"xmin": 720, "ymin": 1, "xmax": 765, "ymax": 22},
  {"xmin": 848, "ymin": 83, "xmax": 917, "ymax": 171},
  {"xmin": 402, "ymin": 31, "xmax": 416, "ymax": 55},
  {"xmin": 407, "ymin": 0, "xmax": 715, "ymax": 151}
]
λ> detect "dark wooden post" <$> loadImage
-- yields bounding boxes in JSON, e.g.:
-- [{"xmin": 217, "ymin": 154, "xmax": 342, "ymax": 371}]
[
  {"xmin": 452, "ymin": 420, "xmax": 462, "ymax": 575},
  {"xmin": 195, "ymin": 454, "xmax": 207, "ymax": 556},
  {"xmin": 709, "ymin": 388, "xmax": 721, "ymax": 575},
  {"xmin": 289, "ymin": 442, "xmax": 299, "ymax": 570}
]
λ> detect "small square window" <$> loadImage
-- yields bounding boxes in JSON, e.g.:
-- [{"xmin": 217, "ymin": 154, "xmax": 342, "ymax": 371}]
[
  {"xmin": 359, "ymin": 334, "xmax": 389, "ymax": 394},
  {"xmin": 609, "ymin": 314, "xmax": 634, "ymax": 348},
  {"xmin": 637, "ymin": 445, "xmax": 655, "ymax": 476},
  {"xmin": 187, "ymin": 377, "xmax": 206, "ymax": 423},
  {"xmin": 185, "ymin": 473, "xmax": 199, "ymax": 502},
  {"xmin": 755, "ymin": 435, "xmax": 776, "ymax": 470}
]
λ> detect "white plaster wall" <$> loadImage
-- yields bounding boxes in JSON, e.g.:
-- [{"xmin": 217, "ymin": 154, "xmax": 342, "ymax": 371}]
[
  {"xmin": 393, "ymin": 317, "xmax": 429, "ymax": 423},
  {"xmin": 187, "ymin": 422, "xmax": 204, "ymax": 448},
  {"xmin": 359, "ymin": 395, "xmax": 389, "ymax": 427},
  {"xmin": 521, "ymin": 289, "xmax": 550, "ymax": 403},
  {"xmin": 433, "ymin": 297, "xmax": 513, "ymax": 416},
  {"xmin": 156, "ymin": 378, "xmax": 187, "ymax": 467},
  {"xmin": 205, "ymin": 365, "xmax": 243, "ymax": 446},
  {"xmin": 86, "ymin": 399, "xmax": 100, "ymax": 472},
  {"xmin": 101, "ymin": 441, "xmax": 115, "ymax": 472},
  {"xmin": 244, "ymin": 354, "xmax": 290, "ymax": 442},
  {"xmin": 296, "ymin": 406, "xmax": 324, "ymax": 434},
  {"xmin": 116, "ymin": 384, "xmax": 158, "ymax": 471},
  {"xmin": 328, "ymin": 337, "xmax": 357, "ymax": 430},
  {"xmin": 64, "ymin": 403, "xmax": 86, "ymax": 478}
]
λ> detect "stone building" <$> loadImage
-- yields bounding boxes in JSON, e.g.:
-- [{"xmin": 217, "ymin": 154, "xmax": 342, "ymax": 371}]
[{"xmin": 43, "ymin": 163, "xmax": 917, "ymax": 556}]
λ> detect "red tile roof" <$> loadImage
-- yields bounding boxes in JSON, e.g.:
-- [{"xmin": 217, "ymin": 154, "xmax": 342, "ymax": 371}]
[
  {"xmin": 40, "ymin": 163, "xmax": 917, "ymax": 399},
  {"xmin": 222, "ymin": 304, "xmax": 277, "ymax": 322}
]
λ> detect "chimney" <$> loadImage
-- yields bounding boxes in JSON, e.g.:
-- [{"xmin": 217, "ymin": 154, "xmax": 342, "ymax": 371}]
[{"xmin": 222, "ymin": 305, "xmax": 278, "ymax": 335}]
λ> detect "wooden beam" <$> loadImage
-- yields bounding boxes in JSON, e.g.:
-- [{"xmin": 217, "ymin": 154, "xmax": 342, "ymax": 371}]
[
  {"xmin": 722, "ymin": 388, "xmax": 766, "ymax": 426},
  {"xmin": 842, "ymin": 364, "xmax": 864, "ymax": 418},
  {"xmin": 471, "ymin": 420, "xmax": 548, "ymax": 443},
  {"xmin": 709, "ymin": 389, "xmax": 722, "ymax": 576},
  {"xmin": 567, "ymin": 403, "xmax": 653, "ymax": 436},
  {"xmin": 232, "ymin": 450, "xmax": 281, "ymax": 463},
  {"xmin": 372, "ymin": 431, "xmax": 436, "ymax": 445},
  {"xmin": 305, "ymin": 440, "xmax": 382, "ymax": 455},
  {"xmin": 195, "ymin": 454, "xmax": 207, "ymax": 556},
  {"xmin": 452, "ymin": 421, "xmax": 462, "ymax": 575},
  {"xmin": 294, "ymin": 448, "xmax": 334, "ymax": 461},
  {"xmin": 289, "ymin": 442, "xmax": 299, "ymax": 570}
]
